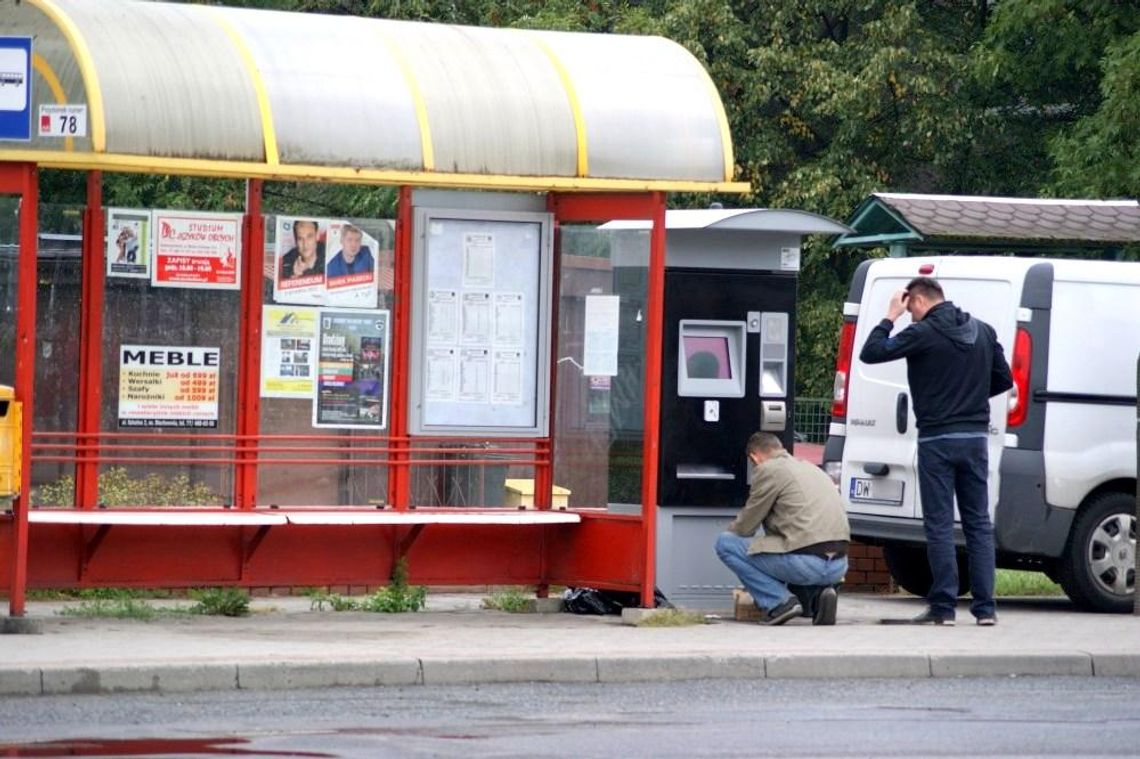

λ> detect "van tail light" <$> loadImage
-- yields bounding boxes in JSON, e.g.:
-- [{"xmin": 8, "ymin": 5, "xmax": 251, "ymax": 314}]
[
  {"xmin": 1007, "ymin": 327, "xmax": 1031, "ymax": 427},
  {"xmin": 831, "ymin": 320, "xmax": 857, "ymax": 420}
]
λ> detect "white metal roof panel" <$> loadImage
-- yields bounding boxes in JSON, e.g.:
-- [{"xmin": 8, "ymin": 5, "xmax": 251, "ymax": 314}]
[
  {"xmin": 600, "ymin": 209, "xmax": 851, "ymax": 234},
  {"xmin": 0, "ymin": 0, "xmax": 743, "ymax": 192},
  {"xmin": 54, "ymin": 0, "xmax": 265, "ymax": 159},
  {"xmin": 218, "ymin": 9, "xmax": 425, "ymax": 169}
]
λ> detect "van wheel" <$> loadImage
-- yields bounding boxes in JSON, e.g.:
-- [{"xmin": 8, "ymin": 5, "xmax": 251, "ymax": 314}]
[
  {"xmin": 1057, "ymin": 492, "xmax": 1135, "ymax": 613},
  {"xmin": 882, "ymin": 542, "xmax": 969, "ymax": 597}
]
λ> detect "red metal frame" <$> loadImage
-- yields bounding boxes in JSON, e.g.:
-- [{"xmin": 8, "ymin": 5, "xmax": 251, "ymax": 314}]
[
  {"xmin": 389, "ymin": 186, "xmax": 414, "ymax": 511},
  {"xmin": 235, "ymin": 179, "xmax": 265, "ymax": 510},
  {"xmin": 2, "ymin": 176, "xmax": 665, "ymax": 607},
  {"xmin": 75, "ymin": 171, "xmax": 104, "ymax": 509},
  {"xmin": 2, "ymin": 162, "xmax": 38, "ymax": 616},
  {"xmin": 546, "ymin": 191, "xmax": 667, "ymax": 608}
]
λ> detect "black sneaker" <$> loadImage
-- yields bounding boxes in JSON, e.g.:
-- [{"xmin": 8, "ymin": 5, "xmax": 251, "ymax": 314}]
[
  {"xmin": 881, "ymin": 608, "xmax": 955, "ymax": 626},
  {"xmin": 813, "ymin": 586, "xmax": 838, "ymax": 626},
  {"xmin": 761, "ymin": 596, "xmax": 802, "ymax": 626}
]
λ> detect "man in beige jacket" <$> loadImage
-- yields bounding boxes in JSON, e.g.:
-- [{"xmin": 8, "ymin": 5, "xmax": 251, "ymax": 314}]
[{"xmin": 715, "ymin": 432, "xmax": 850, "ymax": 625}]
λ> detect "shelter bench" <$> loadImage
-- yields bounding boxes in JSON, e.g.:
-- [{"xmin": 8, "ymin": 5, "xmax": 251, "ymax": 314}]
[{"xmin": 23, "ymin": 508, "xmax": 583, "ymax": 582}]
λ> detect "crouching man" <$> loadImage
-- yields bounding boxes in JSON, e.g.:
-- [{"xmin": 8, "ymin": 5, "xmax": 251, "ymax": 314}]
[{"xmin": 715, "ymin": 432, "xmax": 850, "ymax": 626}]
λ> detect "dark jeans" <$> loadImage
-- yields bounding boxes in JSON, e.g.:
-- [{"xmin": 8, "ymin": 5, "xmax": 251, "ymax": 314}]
[{"xmin": 917, "ymin": 435, "xmax": 996, "ymax": 620}]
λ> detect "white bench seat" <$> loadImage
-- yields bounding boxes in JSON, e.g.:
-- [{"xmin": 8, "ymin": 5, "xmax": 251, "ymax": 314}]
[{"xmin": 24, "ymin": 508, "xmax": 582, "ymax": 527}]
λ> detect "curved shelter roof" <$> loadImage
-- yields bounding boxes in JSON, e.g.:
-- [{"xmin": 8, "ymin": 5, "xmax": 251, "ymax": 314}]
[{"xmin": 0, "ymin": 0, "xmax": 746, "ymax": 193}]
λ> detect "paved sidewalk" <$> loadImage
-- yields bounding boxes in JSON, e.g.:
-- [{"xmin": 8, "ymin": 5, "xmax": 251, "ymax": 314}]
[{"xmin": 2, "ymin": 592, "xmax": 1138, "ymax": 697}]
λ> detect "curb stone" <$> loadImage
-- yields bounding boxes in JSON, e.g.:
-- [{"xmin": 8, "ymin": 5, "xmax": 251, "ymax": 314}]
[{"xmin": 6, "ymin": 652, "xmax": 1140, "ymax": 697}]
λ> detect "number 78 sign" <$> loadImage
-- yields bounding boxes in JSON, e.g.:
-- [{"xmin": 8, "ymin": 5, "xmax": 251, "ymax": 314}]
[{"xmin": 38, "ymin": 104, "xmax": 87, "ymax": 137}]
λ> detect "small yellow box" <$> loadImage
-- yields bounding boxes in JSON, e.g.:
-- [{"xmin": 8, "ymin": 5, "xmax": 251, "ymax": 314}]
[
  {"xmin": 504, "ymin": 478, "xmax": 571, "ymax": 510},
  {"xmin": 0, "ymin": 386, "xmax": 21, "ymax": 498}
]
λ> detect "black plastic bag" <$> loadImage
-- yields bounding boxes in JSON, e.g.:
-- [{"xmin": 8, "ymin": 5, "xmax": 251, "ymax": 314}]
[{"xmin": 563, "ymin": 587, "xmax": 672, "ymax": 615}]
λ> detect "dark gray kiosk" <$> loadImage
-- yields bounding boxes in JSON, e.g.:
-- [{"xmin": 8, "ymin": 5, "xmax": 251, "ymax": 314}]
[{"xmin": 602, "ymin": 208, "xmax": 850, "ymax": 610}]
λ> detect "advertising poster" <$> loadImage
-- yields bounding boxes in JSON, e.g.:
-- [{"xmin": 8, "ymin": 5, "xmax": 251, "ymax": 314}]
[
  {"xmin": 313, "ymin": 309, "xmax": 390, "ymax": 429},
  {"xmin": 106, "ymin": 208, "xmax": 152, "ymax": 279},
  {"xmin": 118, "ymin": 345, "xmax": 220, "ymax": 428},
  {"xmin": 151, "ymin": 210, "xmax": 241, "ymax": 289},
  {"xmin": 274, "ymin": 217, "xmax": 327, "ymax": 305},
  {"xmin": 260, "ymin": 305, "xmax": 319, "ymax": 398},
  {"xmin": 325, "ymin": 220, "xmax": 379, "ymax": 309}
]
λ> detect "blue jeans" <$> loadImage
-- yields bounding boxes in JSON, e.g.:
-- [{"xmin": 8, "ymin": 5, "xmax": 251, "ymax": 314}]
[
  {"xmin": 917, "ymin": 435, "xmax": 996, "ymax": 620},
  {"xmin": 715, "ymin": 532, "xmax": 848, "ymax": 610}
]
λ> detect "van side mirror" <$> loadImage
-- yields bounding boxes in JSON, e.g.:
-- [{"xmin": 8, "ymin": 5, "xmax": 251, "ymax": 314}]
[{"xmin": 896, "ymin": 392, "xmax": 908, "ymax": 434}]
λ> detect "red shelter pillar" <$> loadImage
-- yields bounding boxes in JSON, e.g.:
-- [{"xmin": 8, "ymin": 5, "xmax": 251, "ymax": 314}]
[{"xmin": 3, "ymin": 162, "xmax": 39, "ymax": 617}]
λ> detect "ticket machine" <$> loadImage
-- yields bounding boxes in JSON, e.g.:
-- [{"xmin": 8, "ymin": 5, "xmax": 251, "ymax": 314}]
[{"xmin": 605, "ymin": 208, "xmax": 851, "ymax": 609}]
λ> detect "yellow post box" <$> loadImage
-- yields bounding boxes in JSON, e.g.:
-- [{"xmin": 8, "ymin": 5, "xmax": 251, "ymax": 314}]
[{"xmin": 0, "ymin": 385, "xmax": 23, "ymax": 498}]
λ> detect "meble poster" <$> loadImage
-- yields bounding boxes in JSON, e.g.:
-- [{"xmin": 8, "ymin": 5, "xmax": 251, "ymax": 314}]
[
  {"xmin": 151, "ymin": 210, "xmax": 242, "ymax": 290},
  {"xmin": 118, "ymin": 345, "xmax": 220, "ymax": 428}
]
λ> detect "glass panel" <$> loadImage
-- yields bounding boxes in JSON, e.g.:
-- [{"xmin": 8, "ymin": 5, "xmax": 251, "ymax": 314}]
[
  {"xmin": 552, "ymin": 223, "xmax": 648, "ymax": 509},
  {"xmin": 101, "ymin": 240, "xmax": 237, "ymax": 506},
  {"xmin": 0, "ymin": 196, "xmax": 18, "ymax": 389},
  {"xmin": 29, "ymin": 204, "xmax": 83, "ymax": 505},
  {"xmin": 257, "ymin": 213, "xmax": 396, "ymax": 507}
]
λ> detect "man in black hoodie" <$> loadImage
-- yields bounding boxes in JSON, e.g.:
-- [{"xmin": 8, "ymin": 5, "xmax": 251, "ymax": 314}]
[{"xmin": 860, "ymin": 277, "xmax": 1013, "ymax": 626}]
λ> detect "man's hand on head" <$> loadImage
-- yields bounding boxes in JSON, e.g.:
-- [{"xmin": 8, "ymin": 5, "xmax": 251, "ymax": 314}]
[{"xmin": 886, "ymin": 289, "xmax": 908, "ymax": 322}]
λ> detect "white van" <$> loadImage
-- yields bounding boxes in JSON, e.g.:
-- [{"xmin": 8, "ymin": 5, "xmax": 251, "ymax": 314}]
[{"xmin": 822, "ymin": 256, "xmax": 1138, "ymax": 612}]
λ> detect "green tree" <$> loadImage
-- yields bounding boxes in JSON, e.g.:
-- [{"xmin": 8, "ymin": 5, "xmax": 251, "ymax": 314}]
[{"xmin": 973, "ymin": 0, "xmax": 1140, "ymax": 198}]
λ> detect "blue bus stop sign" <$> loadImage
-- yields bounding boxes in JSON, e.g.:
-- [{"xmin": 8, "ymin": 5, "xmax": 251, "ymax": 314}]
[{"xmin": 0, "ymin": 37, "xmax": 32, "ymax": 142}]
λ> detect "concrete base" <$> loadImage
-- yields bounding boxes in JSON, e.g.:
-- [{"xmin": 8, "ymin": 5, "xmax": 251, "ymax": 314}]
[
  {"xmin": 524, "ymin": 598, "xmax": 565, "ymax": 614},
  {"xmin": 620, "ymin": 607, "xmax": 672, "ymax": 626},
  {"xmin": 2, "ymin": 616, "xmax": 44, "ymax": 635}
]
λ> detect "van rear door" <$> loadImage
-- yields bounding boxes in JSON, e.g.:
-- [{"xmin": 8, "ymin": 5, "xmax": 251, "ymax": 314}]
[
  {"xmin": 845, "ymin": 265, "xmax": 1017, "ymax": 524},
  {"xmin": 844, "ymin": 273, "xmax": 920, "ymax": 520}
]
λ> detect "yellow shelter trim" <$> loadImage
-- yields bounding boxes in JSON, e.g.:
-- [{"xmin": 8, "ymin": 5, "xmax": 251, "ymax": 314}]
[
  {"xmin": 695, "ymin": 60, "xmax": 734, "ymax": 182},
  {"xmin": 528, "ymin": 33, "xmax": 589, "ymax": 178},
  {"xmin": 31, "ymin": 53, "xmax": 73, "ymax": 152},
  {"xmin": 202, "ymin": 7, "xmax": 280, "ymax": 165},
  {"xmin": 374, "ymin": 27, "xmax": 435, "ymax": 172},
  {"xmin": 0, "ymin": 148, "xmax": 750, "ymax": 194},
  {"xmin": 28, "ymin": 0, "xmax": 106, "ymax": 153}
]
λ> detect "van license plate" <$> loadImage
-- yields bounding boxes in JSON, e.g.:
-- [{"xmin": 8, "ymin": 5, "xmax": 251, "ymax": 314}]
[{"xmin": 850, "ymin": 478, "xmax": 904, "ymax": 506}]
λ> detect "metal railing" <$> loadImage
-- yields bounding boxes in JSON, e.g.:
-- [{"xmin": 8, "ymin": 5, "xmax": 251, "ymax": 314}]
[{"xmin": 793, "ymin": 397, "xmax": 832, "ymax": 444}]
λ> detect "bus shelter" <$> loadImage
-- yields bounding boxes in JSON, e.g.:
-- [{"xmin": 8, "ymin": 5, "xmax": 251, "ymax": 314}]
[{"xmin": 0, "ymin": 0, "xmax": 748, "ymax": 617}]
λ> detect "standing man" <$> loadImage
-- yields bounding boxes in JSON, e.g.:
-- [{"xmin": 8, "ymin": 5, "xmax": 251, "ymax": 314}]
[
  {"xmin": 715, "ymin": 432, "xmax": 850, "ymax": 626},
  {"xmin": 860, "ymin": 277, "xmax": 1012, "ymax": 626}
]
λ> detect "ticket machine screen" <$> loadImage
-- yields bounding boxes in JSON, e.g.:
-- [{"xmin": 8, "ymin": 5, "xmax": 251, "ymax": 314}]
[{"xmin": 677, "ymin": 320, "xmax": 746, "ymax": 398}]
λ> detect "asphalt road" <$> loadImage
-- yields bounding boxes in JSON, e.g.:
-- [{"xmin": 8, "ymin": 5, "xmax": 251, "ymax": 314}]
[{"xmin": 2, "ymin": 676, "xmax": 1139, "ymax": 757}]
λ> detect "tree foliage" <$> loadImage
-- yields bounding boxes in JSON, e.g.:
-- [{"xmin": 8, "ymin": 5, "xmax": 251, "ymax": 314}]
[{"xmin": 89, "ymin": 0, "xmax": 1140, "ymax": 395}]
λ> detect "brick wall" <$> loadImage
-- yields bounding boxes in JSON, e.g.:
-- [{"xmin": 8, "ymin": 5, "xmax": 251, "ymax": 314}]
[{"xmin": 843, "ymin": 541, "xmax": 894, "ymax": 592}]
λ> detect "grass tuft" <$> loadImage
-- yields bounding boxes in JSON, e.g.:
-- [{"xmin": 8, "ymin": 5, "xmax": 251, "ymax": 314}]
[
  {"xmin": 306, "ymin": 559, "xmax": 427, "ymax": 613},
  {"xmin": 994, "ymin": 569, "xmax": 1064, "ymax": 597},
  {"xmin": 58, "ymin": 598, "xmax": 158, "ymax": 620},
  {"xmin": 482, "ymin": 588, "xmax": 531, "ymax": 613},
  {"xmin": 187, "ymin": 587, "xmax": 251, "ymax": 617}
]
